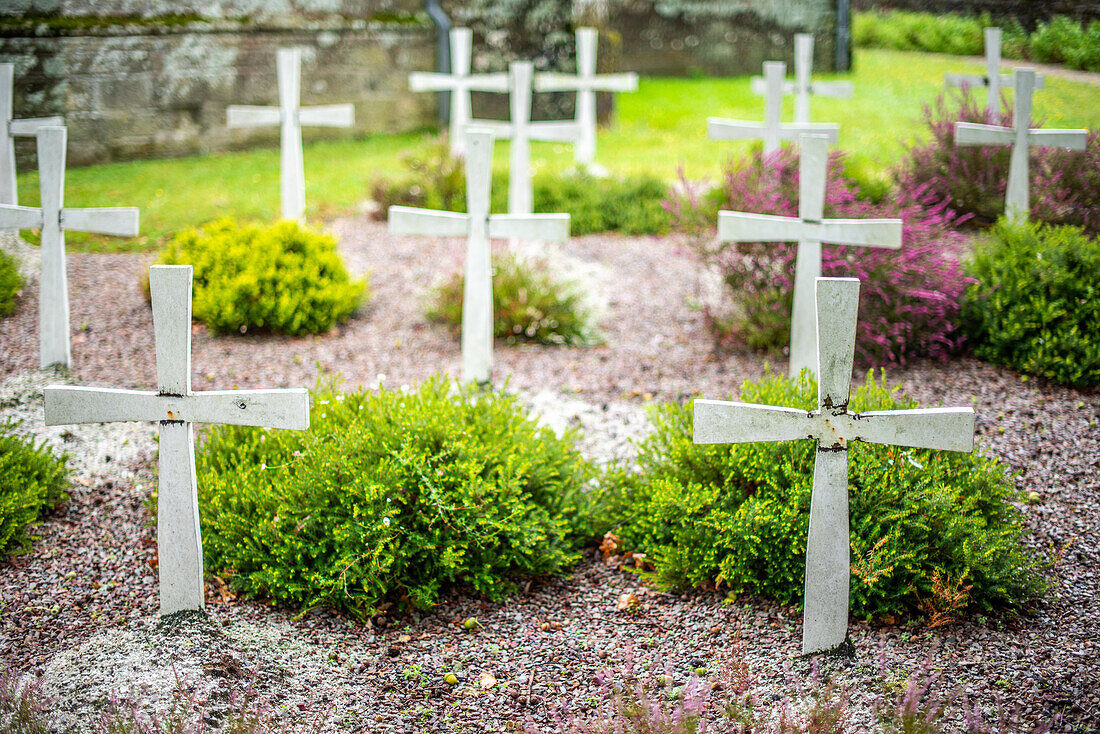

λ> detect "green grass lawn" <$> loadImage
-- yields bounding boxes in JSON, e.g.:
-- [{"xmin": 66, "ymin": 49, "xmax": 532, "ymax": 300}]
[{"xmin": 15, "ymin": 48, "xmax": 1100, "ymax": 252}]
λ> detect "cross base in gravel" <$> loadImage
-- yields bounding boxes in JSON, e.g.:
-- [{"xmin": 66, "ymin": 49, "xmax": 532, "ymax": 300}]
[
  {"xmin": 693, "ymin": 277, "xmax": 976, "ymax": 655},
  {"xmin": 389, "ymin": 128, "xmax": 570, "ymax": 383},
  {"xmin": 1, "ymin": 62, "xmax": 63, "ymax": 208},
  {"xmin": 43, "ymin": 265, "xmax": 310, "ymax": 615},
  {"xmin": 227, "ymin": 48, "xmax": 354, "ymax": 222},
  {"xmin": 954, "ymin": 68, "xmax": 1084, "ymax": 224},
  {"xmin": 0, "ymin": 126, "xmax": 138, "ymax": 369},
  {"xmin": 716, "ymin": 135, "xmax": 901, "ymax": 378}
]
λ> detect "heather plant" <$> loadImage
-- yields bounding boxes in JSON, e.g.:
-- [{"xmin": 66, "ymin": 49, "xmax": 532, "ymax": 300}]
[
  {"xmin": 667, "ymin": 148, "xmax": 972, "ymax": 367},
  {"xmin": 157, "ymin": 218, "xmax": 366, "ymax": 336},
  {"xmin": 196, "ymin": 377, "xmax": 593, "ymax": 616},
  {"xmin": 962, "ymin": 221, "xmax": 1100, "ymax": 388},
  {"xmin": 0, "ymin": 421, "xmax": 68, "ymax": 555},
  {"xmin": 426, "ymin": 250, "xmax": 601, "ymax": 346},
  {"xmin": 899, "ymin": 91, "xmax": 1100, "ymax": 235},
  {"xmin": 605, "ymin": 370, "xmax": 1043, "ymax": 621},
  {"xmin": 0, "ymin": 249, "xmax": 22, "ymax": 317},
  {"xmin": 0, "ymin": 670, "xmax": 52, "ymax": 734}
]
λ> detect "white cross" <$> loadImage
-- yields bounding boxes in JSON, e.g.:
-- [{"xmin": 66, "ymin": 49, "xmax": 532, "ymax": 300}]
[
  {"xmin": 694, "ymin": 277, "xmax": 976, "ymax": 655},
  {"xmin": 945, "ymin": 28, "xmax": 1043, "ymax": 115},
  {"xmin": 227, "ymin": 48, "xmax": 355, "ymax": 222},
  {"xmin": 388, "ymin": 128, "xmax": 569, "ymax": 383},
  {"xmin": 43, "ymin": 265, "xmax": 310, "ymax": 615},
  {"xmin": 533, "ymin": 27, "xmax": 638, "ymax": 167},
  {"xmin": 0, "ymin": 126, "xmax": 139, "ymax": 369},
  {"xmin": 955, "ymin": 68, "xmax": 1086, "ymax": 224},
  {"xmin": 408, "ymin": 28, "xmax": 510, "ymax": 158},
  {"xmin": 709, "ymin": 61, "xmax": 839, "ymax": 156},
  {"xmin": 750, "ymin": 34, "xmax": 853, "ymax": 125},
  {"xmin": 469, "ymin": 61, "xmax": 582, "ymax": 214},
  {"xmin": 1, "ymin": 63, "xmax": 63, "ymax": 208},
  {"xmin": 716, "ymin": 135, "xmax": 901, "ymax": 377}
]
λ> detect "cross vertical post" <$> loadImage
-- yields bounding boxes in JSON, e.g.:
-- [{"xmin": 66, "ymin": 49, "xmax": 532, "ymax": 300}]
[
  {"xmin": 693, "ymin": 277, "xmax": 976, "ymax": 655},
  {"xmin": 44, "ymin": 265, "xmax": 311, "ymax": 615},
  {"xmin": 762, "ymin": 61, "xmax": 784, "ymax": 155},
  {"xmin": 509, "ymin": 61, "xmax": 533, "ymax": 215},
  {"xmin": 0, "ymin": 63, "xmax": 63, "ymax": 208},
  {"xmin": 944, "ymin": 28, "xmax": 1044, "ymax": 116}
]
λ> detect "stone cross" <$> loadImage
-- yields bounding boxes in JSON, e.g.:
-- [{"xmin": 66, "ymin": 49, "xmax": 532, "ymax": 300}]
[
  {"xmin": 709, "ymin": 61, "xmax": 839, "ymax": 156},
  {"xmin": 388, "ymin": 128, "xmax": 569, "ymax": 383},
  {"xmin": 954, "ymin": 68, "xmax": 1086, "ymax": 224},
  {"xmin": 44, "ymin": 265, "xmax": 310, "ymax": 615},
  {"xmin": 408, "ymin": 28, "xmax": 510, "ymax": 158},
  {"xmin": 1, "ymin": 63, "xmax": 63, "ymax": 208},
  {"xmin": 694, "ymin": 277, "xmax": 976, "ymax": 655},
  {"xmin": 227, "ymin": 48, "xmax": 355, "ymax": 222},
  {"xmin": 0, "ymin": 126, "xmax": 139, "ymax": 369},
  {"xmin": 470, "ymin": 61, "xmax": 582, "ymax": 214},
  {"xmin": 750, "ymin": 34, "xmax": 853, "ymax": 124},
  {"xmin": 533, "ymin": 27, "xmax": 639, "ymax": 166},
  {"xmin": 717, "ymin": 135, "xmax": 901, "ymax": 377},
  {"xmin": 945, "ymin": 27, "xmax": 1043, "ymax": 115}
]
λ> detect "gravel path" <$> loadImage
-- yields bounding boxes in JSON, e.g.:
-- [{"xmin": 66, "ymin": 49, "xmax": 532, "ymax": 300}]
[{"xmin": 0, "ymin": 221, "xmax": 1097, "ymax": 732}]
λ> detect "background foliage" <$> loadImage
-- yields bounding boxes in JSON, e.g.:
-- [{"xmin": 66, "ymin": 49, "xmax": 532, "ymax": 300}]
[
  {"xmin": 0, "ymin": 422, "xmax": 68, "ymax": 555},
  {"xmin": 0, "ymin": 250, "xmax": 22, "ymax": 318}
]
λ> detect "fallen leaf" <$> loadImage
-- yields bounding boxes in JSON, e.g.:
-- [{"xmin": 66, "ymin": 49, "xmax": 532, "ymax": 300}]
[
  {"xmin": 397, "ymin": 634, "xmax": 411, "ymax": 643},
  {"xmin": 479, "ymin": 671, "xmax": 497, "ymax": 689},
  {"xmin": 617, "ymin": 592, "xmax": 640, "ymax": 611},
  {"xmin": 599, "ymin": 532, "xmax": 621, "ymax": 559}
]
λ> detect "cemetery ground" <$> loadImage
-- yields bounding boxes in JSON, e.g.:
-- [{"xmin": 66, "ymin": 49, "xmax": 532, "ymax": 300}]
[{"xmin": 1, "ymin": 213, "xmax": 1099, "ymax": 732}]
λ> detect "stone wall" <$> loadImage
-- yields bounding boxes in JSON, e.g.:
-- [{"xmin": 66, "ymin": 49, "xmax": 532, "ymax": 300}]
[{"xmin": 0, "ymin": 7, "xmax": 437, "ymax": 166}]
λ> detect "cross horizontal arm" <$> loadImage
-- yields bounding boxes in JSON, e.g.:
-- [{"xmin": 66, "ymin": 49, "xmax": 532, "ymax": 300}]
[
  {"xmin": 750, "ymin": 77, "xmax": 797, "ymax": 96},
  {"xmin": 1027, "ymin": 128, "xmax": 1088, "ymax": 150},
  {"xmin": 62, "ymin": 207, "xmax": 140, "ymax": 237},
  {"xmin": 944, "ymin": 72, "xmax": 987, "ymax": 87},
  {"xmin": 9, "ymin": 116, "xmax": 64, "ymax": 136},
  {"xmin": 527, "ymin": 120, "xmax": 583, "ymax": 142},
  {"xmin": 226, "ymin": 105, "xmax": 281, "ymax": 128},
  {"xmin": 44, "ymin": 386, "xmax": 311, "ymax": 430},
  {"xmin": 298, "ymin": 104, "xmax": 355, "ymax": 128},
  {"xmin": 466, "ymin": 119, "xmax": 513, "ymax": 138},
  {"xmin": 533, "ymin": 72, "xmax": 638, "ymax": 92},
  {"xmin": 707, "ymin": 118, "xmax": 839, "ymax": 143},
  {"xmin": 718, "ymin": 211, "xmax": 805, "ymax": 243},
  {"xmin": 409, "ymin": 72, "xmax": 510, "ymax": 93},
  {"xmin": 808, "ymin": 81, "xmax": 854, "ymax": 98},
  {"xmin": 487, "ymin": 213, "xmax": 570, "ymax": 242},
  {"xmin": 850, "ymin": 407, "xmax": 975, "ymax": 452},
  {"xmin": 818, "ymin": 219, "xmax": 902, "ymax": 248},
  {"xmin": 693, "ymin": 400, "xmax": 814, "ymax": 445},
  {"xmin": 0, "ymin": 204, "xmax": 43, "ymax": 229},
  {"xmin": 389, "ymin": 206, "xmax": 471, "ymax": 238},
  {"xmin": 954, "ymin": 122, "xmax": 1014, "ymax": 146}
]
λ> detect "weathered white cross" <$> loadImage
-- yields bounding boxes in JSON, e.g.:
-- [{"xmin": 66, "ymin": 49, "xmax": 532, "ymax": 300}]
[
  {"xmin": 227, "ymin": 48, "xmax": 355, "ymax": 222},
  {"xmin": 1, "ymin": 62, "xmax": 63, "ymax": 208},
  {"xmin": 750, "ymin": 34, "xmax": 853, "ymax": 125},
  {"xmin": 470, "ymin": 61, "xmax": 582, "ymax": 214},
  {"xmin": 44, "ymin": 265, "xmax": 311, "ymax": 615},
  {"xmin": 954, "ymin": 68, "xmax": 1086, "ymax": 224},
  {"xmin": 409, "ymin": 28, "xmax": 510, "ymax": 158},
  {"xmin": 388, "ymin": 128, "xmax": 569, "ymax": 383},
  {"xmin": 709, "ymin": 61, "xmax": 839, "ymax": 156},
  {"xmin": 716, "ymin": 135, "xmax": 901, "ymax": 377},
  {"xmin": 533, "ymin": 27, "xmax": 639, "ymax": 167},
  {"xmin": 945, "ymin": 27, "xmax": 1043, "ymax": 115},
  {"xmin": 694, "ymin": 277, "xmax": 976, "ymax": 655},
  {"xmin": 0, "ymin": 126, "xmax": 139, "ymax": 368}
]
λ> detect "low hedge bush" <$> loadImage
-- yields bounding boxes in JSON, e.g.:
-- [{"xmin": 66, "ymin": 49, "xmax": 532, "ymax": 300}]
[
  {"xmin": 0, "ymin": 422, "xmax": 69, "ymax": 554},
  {"xmin": 605, "ymin": 371, "xmax": 1044, "ymax": 621},
  {"xmin": 962, "ymin": 220, "xmax": 1100, "ymax": 388},
  {"xmin": 195, "ymin": 378, "xmax": 593, "ymax": 616},
  {"xmin": 0, "ymin": 249, "xmax": 22, "ymax": 317},
  {"xmin": 899, "ymin": 91, "xmax": 1100, "ymax": 235},
  {"xmin": 157, "ymin": 217, "xmax": 365, "ymax": 337},
  {"xmin": 426, "ymin": 250, "xmax": 600, "ymax": 346},
  {"xmin": 666, "ymin": 149, "xmax": 972, "ymax": 367}
]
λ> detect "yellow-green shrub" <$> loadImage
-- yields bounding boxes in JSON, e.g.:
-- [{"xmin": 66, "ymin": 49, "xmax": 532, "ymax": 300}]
[
  {"xmin": 0, "ymin": 422, "xmax": 68, "ymax": 554},
  {"xmin": 157, "ymin": 218, "xmax": 366, "ymax": 336}
]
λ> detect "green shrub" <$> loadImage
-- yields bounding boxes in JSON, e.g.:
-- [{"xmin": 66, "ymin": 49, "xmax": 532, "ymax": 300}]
[
  {"xmin": 195, "ymin": 377, "xmax": 593, "ymax": 616},
  {"xmin": 0, "ymin": 422, "xmax": 68, "ymax": 554},
  {"xmin": 157, "ymin": 218, "xmax": 366, "ymax": 336},
  {"xmin": 962, "ymin": 220, "xmax": 1100, "ymax": 388},
  {"xmin": 1030, "ymin": 16, "xmax": 1100, "ymax": 71},
  {"xmin": 369, "ymin": 143, "xmax": 469, "ymax": 218},
  {"xmin": 605, "ymin": 371, "xmax": 1043, "ymax": 620},
  {"xmin": 0, "ymin": 249, "xmax": 23, "ymax": 318},
  {"xmin": 426, "ymin": 250, "xmax": 600, "ymax": 346},
  {"xmin": 852, "ymin": 11, "xmax": 985, "ymax": 55}
]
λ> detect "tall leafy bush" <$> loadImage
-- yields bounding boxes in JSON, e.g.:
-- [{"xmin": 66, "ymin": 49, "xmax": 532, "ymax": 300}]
[
  {"xmin": 605, "ymin": 371, "xmax": 1044, "ymax": 620},
  {"xmin": 196, "ymin": 378, "xmax": 592, "ymax": 616},
  {"xmin": 667, "ymin": 149, "xmax": 972, "ymax": 367},
  {"xmin": 157, "ymin": 218, "xmax": 367, "ymax": 336},
  {"xmin": 962, "ymin": 220, "xmax": 1100, "ymax": 388},
  {"xmin": 0, "ymin": 422, "xmax": 68, "ymax": 554}
]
